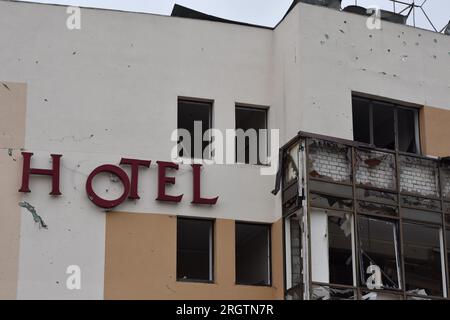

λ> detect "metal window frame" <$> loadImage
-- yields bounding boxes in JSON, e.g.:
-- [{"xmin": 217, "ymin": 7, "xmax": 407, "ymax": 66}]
[
  {"xmin": 353, "ymin": 95, "xmax": 421, "ymax": 155},
  {"xmin": 176, "ymin": 216, "xmax": 215, "ymax": 283},
  {"xmin": 280, "ymin": 131, "xmax": 450, "ymax": 300},
  {"xmin": 235, "ymin": 104, "xmax": 270, "ymax": 165},
  {"xmin": 234, "ymin": 221, "xmax": 272, "ymax": 287},
  {"xmin": 177, "ymin": 97, "xmax": 214, "ymax": 160}
]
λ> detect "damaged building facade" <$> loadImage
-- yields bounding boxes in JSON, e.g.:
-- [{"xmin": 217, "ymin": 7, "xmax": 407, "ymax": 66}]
[{"xmin": 0, "ymin": 0, "xmax": 450, "ymax": 300}]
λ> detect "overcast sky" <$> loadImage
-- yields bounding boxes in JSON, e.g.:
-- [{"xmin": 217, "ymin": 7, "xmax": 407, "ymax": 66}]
[{"xmin": 16, "ymin": 0, "xmax": 450, "ymax": 32}]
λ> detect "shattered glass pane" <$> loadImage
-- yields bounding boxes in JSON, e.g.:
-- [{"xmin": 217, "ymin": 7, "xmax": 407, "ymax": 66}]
[
  {"xmin": 356, "ymin": 188, "xmax": 397, "ymax": 206},
  {"xmin": 309, "ymin": 180, "xmax": 353, "ymax": 210},
  {"xmin": 308, "ymin": 139, "xmax": 352, "ymax": 183},
  {"xmin": 402, "ymin": 208, "xmax": 442, "ymax": 224},
  {"xmin": 311, "ymin": 285, "xmax": 356, "ymax": 300},
  {"xmin": 355, "ymin": 149, "xmax": 396, "ymax": 190},
  {"xmin": 357, "ymin": 201, "xmax": 398, "ymax": 217},
  {"xmin": 358, "ymin": 217, "xmax": 401, "ymax": 290},
  {"xmin": 399, "ymin": 156, "xmax": 439, "ymax": 197},
  {"xmin": 403, "ymin": 223, "xmax": 444, "ymax": 297},
  {"xmin": 310, "ymin": 193, "xmax": 353, "ymax": 211},
  {"xmin": 311, "ymin": 210, "xmax": 353, "ymax": 286},
  {"xmin": 401, "ymin": 195, "xmax": 441, "ymax": 212},
  {"xmin": 309, "ymin": 180, "xmax": 352, "ymax": 198},
  {"xmin": 328, "ymin": 214, "xmax": 353, "ymax": 285}
]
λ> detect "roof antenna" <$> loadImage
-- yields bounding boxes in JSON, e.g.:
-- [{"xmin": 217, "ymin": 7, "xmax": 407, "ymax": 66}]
[{"xmin": 388, "ymin": 0, "xmax": 445, "ymax": 33}]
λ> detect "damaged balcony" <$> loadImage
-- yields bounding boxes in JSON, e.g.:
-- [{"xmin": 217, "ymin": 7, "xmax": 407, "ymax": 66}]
[{"xmin": 281, "ymin": 132, "xmax": 450, "ymax": 300}]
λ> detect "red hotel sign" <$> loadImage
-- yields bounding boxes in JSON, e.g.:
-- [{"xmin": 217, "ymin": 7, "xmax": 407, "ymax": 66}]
[{"xmin": 18, "ymin": 152, "xmax": 219, "ymax": 209}]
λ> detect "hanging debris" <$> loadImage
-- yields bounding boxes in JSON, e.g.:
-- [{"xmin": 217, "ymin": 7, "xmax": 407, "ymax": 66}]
[{"xmin": 19, "ymin": 202, "xmax": 48, "ymax": 229}]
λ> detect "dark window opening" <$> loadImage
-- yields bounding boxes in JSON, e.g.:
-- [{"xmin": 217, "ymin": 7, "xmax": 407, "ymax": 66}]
[
  {"xmin": 358, "ymin": 216, "xmax": 401, "ymax": 290},
  {"xmin": 178, "ymin": 99, "xmax": 212, "ymax": 159},
  {"xmin": 328, "ymin": 214, "xmax": 354, "ymax": 285},
  {"xmin": 372, "ymin": 101, "xmax": 395, "ymax": 150},
  {"xmin": 177, "ymin": 218, "xmax": 214, "ymax": 282},
  {"xmin": 403, "ymin": 222, "xmax": 443, "ymax": 297},
  {"xmin": 352, "ymin": 98, "xmax": 371, "ymax": 144},
  {"xmin": 398, "ymin": 108, "xmax": 418, "ymax": 154},
  {"xmin": 235, "ymin": 105, "xmax": 268, "ymax": 165},
  {"xmin": 352, "ymin": 96, "xmax": 420, "ymax": 154},
  {"xmin": 235, "ymin": 223, "xmax": 271, "ymax": 286}
]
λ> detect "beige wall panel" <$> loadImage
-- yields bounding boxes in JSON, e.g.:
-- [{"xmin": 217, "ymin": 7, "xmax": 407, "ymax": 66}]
[
  {"xmin": 420, "ymin": 106, "xmax": 450, "ymax": 157},
  {"xmin": 0, "ymin": 81, "xmax": 26, "ymax": 299},
  {"xmin": 104, "ymin": 212, "xmax": 284, "ymax": 300}
]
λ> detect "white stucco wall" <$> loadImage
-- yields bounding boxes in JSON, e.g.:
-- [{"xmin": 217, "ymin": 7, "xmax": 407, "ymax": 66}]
[
  {"xmin": 0, "ymin": 0, "xmax": 449, "ymax": 299},
  {"xmin": 275, "ymin": 2, "xmax": 450, "ymax": 143},
  {"xmin": 0, "ymin": 1, "xmax": 276, "ymax": 299}
]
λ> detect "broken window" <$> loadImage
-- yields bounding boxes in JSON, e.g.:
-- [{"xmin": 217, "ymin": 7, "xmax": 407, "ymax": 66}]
[
  {"xmin": 311, "ymin": 209, "xmax": 354, "ymax": 286},
  {"xmin": 352, "ymin": 96, "xmax": 420, "ymax": 154},
  {"xmin": 401, "ymin": 195, "xmax": 441, "ymax": 212},
  {"xmin": 309, "ymin": 180, "xmax": 353, "ymax": 211},
  {"xmin": 358, "ymin": 216, "xmax": 401, "ymax": 290},
  {"xmin": 356, "ymin": 188, "xmax": 397, "ymax": 206},
  {"xmin": 177, "ymin": 218, "xmax": 214, "ymax": 282},
  {"xmin": 235, "ymin": 223, "xmax": 271, "ymax": 286},
  {"xmin": 357, "ymin": 201, "xmax": 398, "ymax": 217},
  {"xmin": 178, "ymin": 98, "xmax": 212, "ymax": 159},
  {"xmin": 403, "ymin": 222, "xmax": 444, "ymax": 297},
  {"xmin": 235, "ymin": 105, "xmax": 268, "ymax": 165},
  {"xmin": 373, "ymin": 101, "xmax": 395, "ymax": 150}
]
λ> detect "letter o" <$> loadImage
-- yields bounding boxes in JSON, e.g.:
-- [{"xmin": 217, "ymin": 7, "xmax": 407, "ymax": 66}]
[{"xmin": 86, "ymin": 165, "xmax": 130, "ymax": 209}]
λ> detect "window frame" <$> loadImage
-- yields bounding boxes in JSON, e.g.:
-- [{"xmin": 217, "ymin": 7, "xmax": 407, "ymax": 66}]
[
  {"xmin": 402, "ymin": 220, "xmax": 446, "ymax": 298},
  {"xmin": 235, "ymin": 104, "xmax": 269, "ymax": 166},
  {"xmin": 352, "ymin": 95, "xmax": 421, "ymax": 155},
  {"xmin": 356, "ymin": 214, "xmax": 403, "ymax": 292},
  {"xmin": 177, "ymin": 97, "xmax": 214, "ymax": 161},
  {"xmin": 235, "ymin": 221, "xmax": 272, "ymax": 287},
  {"xmin": 176, "ymin": 217, "xmax": 215, "ymax": 284}
]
